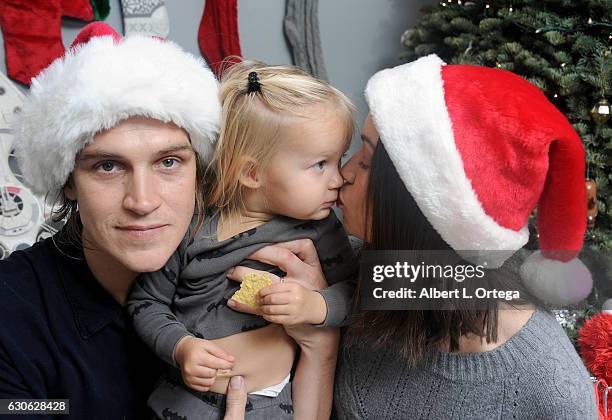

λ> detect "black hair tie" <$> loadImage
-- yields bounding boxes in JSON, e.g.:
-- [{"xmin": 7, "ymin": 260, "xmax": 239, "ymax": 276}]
[{"xmin": 247, "ymin": 71, "xmax": 261, "ymax": 94}]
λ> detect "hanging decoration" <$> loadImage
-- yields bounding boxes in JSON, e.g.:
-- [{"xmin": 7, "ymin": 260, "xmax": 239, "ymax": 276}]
[
  {"xmin": 121, "ymin": 0, "xmax": 169, "ymax": 38},
  {"xmin": 0, "ymin": 0, "xmax": 110, "ymax": 86},
  {"xmin": 198, "ymin": 0, "xmax": 242, "ymax": 78},
  {"xmin": 591, "ymin": 98, "xmax": 611, "ymax": 125},
  {"xmin": 586, "ymin": 179, "xmax": 598, "ymax": 229},
  {"xmin": 284, "ymin": 0, "xmax": 328, "ymax": 80}
]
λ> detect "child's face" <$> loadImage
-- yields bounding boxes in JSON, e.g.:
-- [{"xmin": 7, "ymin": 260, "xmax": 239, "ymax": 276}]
[{"xmin": 260, "ymin": 106, "xmax": 348, "ymax": 221}]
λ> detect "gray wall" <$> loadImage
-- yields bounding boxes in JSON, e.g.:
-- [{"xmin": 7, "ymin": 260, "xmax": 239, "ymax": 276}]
[{"xmin": 0, "ymin": 0, "xmax": 432, "ymax": 150}]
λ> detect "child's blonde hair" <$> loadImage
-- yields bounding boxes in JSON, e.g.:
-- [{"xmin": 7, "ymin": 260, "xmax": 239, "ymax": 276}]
[{"xmin": 205, "ymin": 60, "xmax": 354, "ymax": 217}]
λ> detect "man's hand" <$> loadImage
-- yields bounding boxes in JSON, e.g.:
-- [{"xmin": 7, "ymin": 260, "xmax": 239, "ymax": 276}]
[
  {"xmin": 223, "ymin": 376, "xmax": 248, "ymax": 420},
  {"xmin": 174, "ymin": 336, "xmax": 235, "ymax": 392}
]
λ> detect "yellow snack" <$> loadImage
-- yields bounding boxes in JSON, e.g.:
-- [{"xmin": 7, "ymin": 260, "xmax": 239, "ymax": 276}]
[{"xmin": 230, "ymin": 273, "xmax": 272, "ymax": 307}]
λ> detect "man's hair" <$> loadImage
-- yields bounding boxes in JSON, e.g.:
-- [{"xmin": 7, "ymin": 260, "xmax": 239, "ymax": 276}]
[{"xmin": 204, "ymin": 60, "xmax": 354, "ymax": 218}]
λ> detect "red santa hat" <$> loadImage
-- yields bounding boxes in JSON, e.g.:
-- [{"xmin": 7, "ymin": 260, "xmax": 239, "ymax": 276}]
[
  {"xmin": 365, "ymin": 54, "xmax": 592, "ymax": 306},
  {"xmin": 14, "ymin": 22, "xmax": 220, "ymax": 199}
]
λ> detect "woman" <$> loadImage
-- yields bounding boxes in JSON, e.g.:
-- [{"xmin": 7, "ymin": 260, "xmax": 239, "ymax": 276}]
[
  {"xmin": 231, "ymin": 55, "xmax": 597, "ymax": 419},
  {"xmin": 332, "ymin": 55, "xmax": 597, "ymax": 419}
]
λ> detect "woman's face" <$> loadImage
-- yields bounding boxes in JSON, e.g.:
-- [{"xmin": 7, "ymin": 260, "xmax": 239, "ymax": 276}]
[{"xmin": 338, "ymin": 113, "xmax": 379, "ymax": 240}]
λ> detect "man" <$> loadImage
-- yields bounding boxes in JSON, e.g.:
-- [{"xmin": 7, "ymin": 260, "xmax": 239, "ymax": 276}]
[{"xmin": 0, "ymin": 22, "xmax": 242, "ymax": 419}]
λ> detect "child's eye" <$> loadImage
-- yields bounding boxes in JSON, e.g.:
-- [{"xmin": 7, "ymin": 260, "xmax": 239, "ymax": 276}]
[
  {"xmin": 312, "ymin": 161, "xmax": 326, "ymax": 172},
  {"xmin": 358, "ymin": 161, "xmax": 370, "ymax": 170}
]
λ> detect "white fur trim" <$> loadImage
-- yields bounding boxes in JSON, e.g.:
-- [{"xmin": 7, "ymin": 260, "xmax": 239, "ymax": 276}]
[
  {"xmin": 520, "ymin": 251, "xmax": 593, "ymax": 306},
  {"xmin": 13, "ymin": 35, "xmax": 220, "ymax": 198},
  {"xmin": 364, "ymin": 55, "xmax": 528, "ymax": 264}
]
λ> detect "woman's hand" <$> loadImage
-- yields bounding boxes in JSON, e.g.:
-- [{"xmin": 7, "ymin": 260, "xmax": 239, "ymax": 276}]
[
  {"xmin": 227, "ymin": 239, "xmax": 328, "ymax": 291},
  {"xmin": 226, "ymin": 239, "xmax": 329, "ymax": 323},
  {"xmin": 283, "ymin": 323, "xmax": 340, "ymax": 355}
]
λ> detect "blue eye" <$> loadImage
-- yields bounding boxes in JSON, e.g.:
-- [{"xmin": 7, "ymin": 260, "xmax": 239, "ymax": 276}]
[
  {"xmin": 161, "ymin": 158, "xmax": 178, "ymax": 168},
  {"xmin": 96, "ymin": 161, "xmax": 117, "ymax": 172},
  {"xmin": 312, "ymin": 161, "xmax": 325, "ymax": 172}
]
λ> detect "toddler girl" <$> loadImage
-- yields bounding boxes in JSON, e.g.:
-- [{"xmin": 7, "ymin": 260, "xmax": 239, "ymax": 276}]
[{"xmin": 128, "ymin": 60, "xmax": 357, "ymax": 419}]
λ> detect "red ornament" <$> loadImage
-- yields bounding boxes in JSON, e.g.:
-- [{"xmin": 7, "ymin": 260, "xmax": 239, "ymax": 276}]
[{"xmin": 579, "ymin": 312, "xmax": 612, "ymax": 418}]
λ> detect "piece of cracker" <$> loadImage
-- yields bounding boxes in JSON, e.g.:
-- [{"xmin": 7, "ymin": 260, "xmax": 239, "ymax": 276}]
[{"xmin": 230, "ymin": 273, "xmax": 273, "ymax": 307}]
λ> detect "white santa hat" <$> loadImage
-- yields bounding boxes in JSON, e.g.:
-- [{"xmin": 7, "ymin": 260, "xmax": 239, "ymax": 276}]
[
  {"xmin": 365, "ymin": 55, "xmax": 592, "ymax": 306},
  {"xmin": 14, "ymin": 22, "xmax": 220, "ymax": 199}
]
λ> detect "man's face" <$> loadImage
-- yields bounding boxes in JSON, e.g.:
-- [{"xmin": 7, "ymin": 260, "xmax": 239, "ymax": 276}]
[{"xmin": 65, "ymin": 117, "xmax": 197, "ymax": 273}]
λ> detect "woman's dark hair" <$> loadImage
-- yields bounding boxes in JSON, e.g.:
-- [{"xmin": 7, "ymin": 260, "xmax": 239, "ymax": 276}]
[{"xmin": 345, "ymin": 141, "xmax": 536, "ymax": 366}]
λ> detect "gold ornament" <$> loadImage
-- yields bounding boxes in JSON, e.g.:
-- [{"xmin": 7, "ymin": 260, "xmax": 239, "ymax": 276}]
[
  {"xmin": 590, "ymin": 98, "xmax": 610, "ymax": 124},
  {"xmin": 586, "ymin": 179, "xmax": 598, "ymax": 229}
]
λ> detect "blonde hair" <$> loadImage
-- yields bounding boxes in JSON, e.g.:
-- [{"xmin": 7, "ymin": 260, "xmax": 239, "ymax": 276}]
[{"xmin": 205, "ymin": 60, "xmax": 354, "ymax": 218}]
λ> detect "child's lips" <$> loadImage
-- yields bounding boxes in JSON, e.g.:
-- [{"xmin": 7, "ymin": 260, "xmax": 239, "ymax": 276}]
[{"xmin": 322, "ymin": 200, "xmax": 336, "ymax": 208}]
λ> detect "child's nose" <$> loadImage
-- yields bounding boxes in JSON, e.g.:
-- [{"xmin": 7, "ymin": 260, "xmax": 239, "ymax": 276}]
[{"xmin": 329, "ymin": 168, "xmax": 344, "ymax": 189}]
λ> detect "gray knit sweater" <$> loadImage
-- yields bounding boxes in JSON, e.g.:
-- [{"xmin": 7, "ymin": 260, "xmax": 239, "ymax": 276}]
[{"xmin": 334, "ymin": 309, "xmax": 597, "ymax": 419}]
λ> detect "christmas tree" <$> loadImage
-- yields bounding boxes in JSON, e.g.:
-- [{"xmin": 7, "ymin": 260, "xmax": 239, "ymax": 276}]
[{"xmin": 400, "ymin": 0, "xmax": 611, "ymax": 321}]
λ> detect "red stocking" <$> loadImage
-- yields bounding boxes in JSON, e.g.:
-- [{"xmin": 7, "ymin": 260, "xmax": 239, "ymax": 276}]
[
  {"xmin": 197, "ymin": 0, "xmax": 242, "ymax": 77},
  {"xmin": 61, "ymin": 0, "xmax": 94, "ymax": 21},
  {"xmin": 0, "ymin": 0, "xmax": 64, "ymax": 85}
]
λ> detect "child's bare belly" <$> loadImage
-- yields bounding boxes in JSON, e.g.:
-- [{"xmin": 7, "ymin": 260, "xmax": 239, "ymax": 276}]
[{"xmin": 209, "ymin": 323, "xmax": 297, "ymax": 394}]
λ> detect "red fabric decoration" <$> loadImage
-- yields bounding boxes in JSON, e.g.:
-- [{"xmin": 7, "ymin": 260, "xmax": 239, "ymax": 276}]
[
  {"xmin": 0, "ymin": 0, "xmax": 65, "ymax": 85},
  {"xmin": 579, "ymin": 313, "xmax": 612, "ymax": 418},
  {"xmin": 197, "ymin": 0, "xmax": 242, "ymax": 77},
  {"xmin": 0, "ymin": 0, "xmax": 105, "ymax": 86},
  {"xmin": 61, "ymin": 0, "xmax": 94, "ymax": 21}
]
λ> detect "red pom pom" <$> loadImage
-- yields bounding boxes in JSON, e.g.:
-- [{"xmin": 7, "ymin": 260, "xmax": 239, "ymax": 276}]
[
  {"xmin": 579, "ymin": 312, "xmax": 612, "ymax": 418},
  {"xmin": 579, "ymin": 312, "xmax": 612, "ymax": 384},
  {"xmin": 70, "ymin": 22, "xmax": 121, "ymax": 50}
]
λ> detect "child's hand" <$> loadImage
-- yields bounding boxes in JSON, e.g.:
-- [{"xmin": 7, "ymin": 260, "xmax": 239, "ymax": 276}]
[
  {"xmin": 174, "ymin": 336, "xmax": 235, "ymax": 392},
  {"xmin": 257, "ymin": 280, "xmax": 328, "ymax": 326}
]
